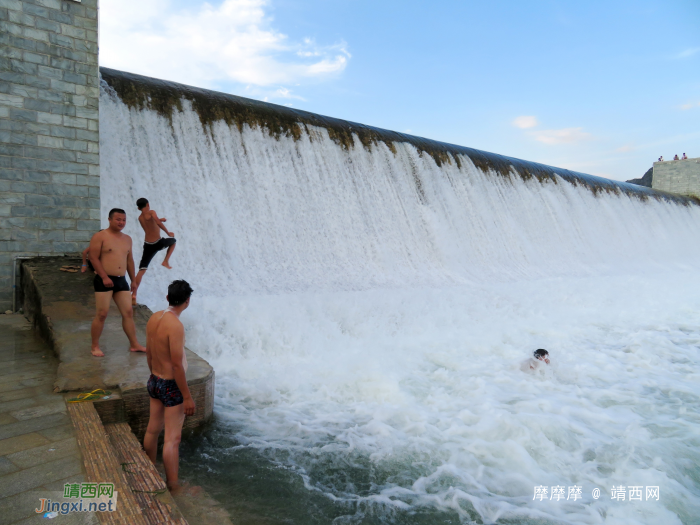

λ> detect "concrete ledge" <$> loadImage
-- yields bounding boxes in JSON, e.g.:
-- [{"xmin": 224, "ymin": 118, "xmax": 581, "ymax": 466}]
[{"xmin": 20, "ymin": 256, "xmax": 214, "ymax": 438}]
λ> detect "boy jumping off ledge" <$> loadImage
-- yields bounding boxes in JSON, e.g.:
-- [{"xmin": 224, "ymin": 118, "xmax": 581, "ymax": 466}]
[{"xmin": 132, "ymin": 197, "xmax": 177, "ymax": 304}]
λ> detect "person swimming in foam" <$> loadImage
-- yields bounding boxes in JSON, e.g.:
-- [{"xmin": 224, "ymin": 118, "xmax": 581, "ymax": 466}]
[{"xmin": 520, "ymin": 348, "xmax": 550, "ymax": 372}]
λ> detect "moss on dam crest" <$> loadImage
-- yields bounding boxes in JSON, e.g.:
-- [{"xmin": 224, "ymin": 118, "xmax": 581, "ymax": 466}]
[{"xmin": 100, "ymin": 67, "xmax": 698, "ymax": 206}]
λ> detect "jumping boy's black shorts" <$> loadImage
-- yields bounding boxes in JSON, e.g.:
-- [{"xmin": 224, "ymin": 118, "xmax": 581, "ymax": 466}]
[
  {"xmin": 93, "ymin": 275, "xmax": 130, "ymax": 293},
  {"xmin": 139, "ymin": 237, "xmax": 176, "ymax": 270}
]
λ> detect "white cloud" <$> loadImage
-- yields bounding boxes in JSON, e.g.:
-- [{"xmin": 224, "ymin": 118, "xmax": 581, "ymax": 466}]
[
  {"xmin": 512, "ymin": 115, "xmax": 538, "ymax": 129},
  {"xmin": 616, "ymin": 144, "xmax": 635, "ymax": 152},
  {"xmin": 273, "ymin": 87, "xmax": 305, "ymax": 101},
  {"xmin": 532, "ymin": 127, "xmax": 592, "ymax": 145},
  {"xmin": 680, "ymin": 101, "xmax": 700, "ymax": 110},
  {"xmin": 675, "ymin": 47, "xmax": 700, "ymax": 59},
  {"xmin": 100, "ymin": 0, "xmax": 350, "ymax": 92}
]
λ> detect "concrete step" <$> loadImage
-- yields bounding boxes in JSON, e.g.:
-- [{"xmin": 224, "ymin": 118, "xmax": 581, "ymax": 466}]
[
  {"xmin": 67, "ymin": 401, "xmax": 188, "ymax": 525},
  {"xmin": 105, "ymin": 422, "xmax": 187, "ymax": 525}
]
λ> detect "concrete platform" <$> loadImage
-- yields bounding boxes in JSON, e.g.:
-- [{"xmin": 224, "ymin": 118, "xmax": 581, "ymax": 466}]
[{"xmin": 19, "ymin": 257, "xmax": 214, "ymax": 438}]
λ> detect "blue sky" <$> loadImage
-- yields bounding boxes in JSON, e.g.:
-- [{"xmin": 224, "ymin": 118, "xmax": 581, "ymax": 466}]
[{"xmin": 100, "ymin": 0, "xmax": 699, "ymax": 181}]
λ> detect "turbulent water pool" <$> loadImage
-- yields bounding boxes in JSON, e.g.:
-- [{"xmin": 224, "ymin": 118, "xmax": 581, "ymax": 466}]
[{"xmin": 172, "ymin": 272, "xmax": 700, "ymax": 524}]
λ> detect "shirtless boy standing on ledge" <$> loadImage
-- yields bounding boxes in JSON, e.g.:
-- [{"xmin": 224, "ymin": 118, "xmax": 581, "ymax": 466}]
[
  {"xmin": 131, "ymin": 197, "xmax": 176, "ymax": 304},
  {"xmin": 143, "ymin": 280, "xmax": 196, "ymax": 493},
  {"xmin": 88, "ymin": 208, "xmax": 146, "ymax": 357}
]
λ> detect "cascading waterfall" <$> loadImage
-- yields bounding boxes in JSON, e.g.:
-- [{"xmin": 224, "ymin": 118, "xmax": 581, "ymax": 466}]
[{"xmin": 100, "ymin": 69, "xmax": 700, "ymax": 524}]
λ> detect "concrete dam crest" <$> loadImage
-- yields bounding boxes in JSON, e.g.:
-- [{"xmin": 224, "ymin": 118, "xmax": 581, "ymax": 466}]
[{"xmin": 99, "ymin": 67, "xmax": 696, "ymax": 207}]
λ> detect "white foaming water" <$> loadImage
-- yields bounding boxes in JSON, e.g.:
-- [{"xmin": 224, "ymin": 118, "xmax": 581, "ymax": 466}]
[{"xmin": 100, "ymin": 84, "xmax": 700, "ymax": 524}]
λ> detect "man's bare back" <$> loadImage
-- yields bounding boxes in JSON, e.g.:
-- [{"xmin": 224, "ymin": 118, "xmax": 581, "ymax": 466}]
[{"xmin": 146, "ymin": 310, "xmax": 189, "ymax": 380}]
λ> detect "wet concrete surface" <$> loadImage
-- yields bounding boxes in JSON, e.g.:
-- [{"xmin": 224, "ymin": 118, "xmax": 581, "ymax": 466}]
[{"xmin": 0, "ymin": 313, "xmax": 95, "ymax": 525}]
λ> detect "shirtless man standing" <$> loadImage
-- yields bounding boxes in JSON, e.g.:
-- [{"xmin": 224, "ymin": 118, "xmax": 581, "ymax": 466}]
[
  {"xmin": 132, "ymin": 198, "xmax": 176, "ymax": 304},
  {"xmin": 143, "ymin": 280, "xmax": 195, "ymax": 492},
  {"xmin": 88, "ymin": 209, "xmax": 146, "ymax": 357}
]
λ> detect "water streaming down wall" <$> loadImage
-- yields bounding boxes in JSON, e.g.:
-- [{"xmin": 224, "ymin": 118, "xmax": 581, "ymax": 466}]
[
  {"xmin": 99, "ymin": 68, "xmax": 700, "ymax": 296},
  {"xmin": 99, "ymin": 69, "xmax": 700, "ymax": 524}
]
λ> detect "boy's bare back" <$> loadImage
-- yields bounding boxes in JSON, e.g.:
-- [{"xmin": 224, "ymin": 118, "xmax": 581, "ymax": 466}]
[{"xmin": 139, "ymin": 210, "xmax": 163, "ymax": 243}]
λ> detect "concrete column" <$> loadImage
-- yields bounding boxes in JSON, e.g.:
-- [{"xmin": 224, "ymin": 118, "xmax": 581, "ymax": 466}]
[{"xmin": 0, "ymin": 0, "xmax": 99, "ymax": 311}]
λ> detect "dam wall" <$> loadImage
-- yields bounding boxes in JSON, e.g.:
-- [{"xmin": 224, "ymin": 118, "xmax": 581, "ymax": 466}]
[
  {"xmin": 99, "ymin": 67, "xmax": 695, "ymax": 207},
  {"xmin": 0, "ymin": 0, "xmax": 100, "ymax": 312},
  {"xmin": 98, "ymin": 68, "xmax": 700, "ymax": 298},
  {"xmin": 99, "ymin": 68, "xmax": 700, "ymax": 300},
  {"xmin": 652, "ymin": 157, "xmax": 700, "ymax": 197}
]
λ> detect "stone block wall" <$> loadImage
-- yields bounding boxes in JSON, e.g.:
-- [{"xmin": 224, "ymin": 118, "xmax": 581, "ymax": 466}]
[
  {"xmin": 0, "ymin": 0, "xmax": 99, "ymax": 311},
  {"xmin": 652, "ymin": 157, "xmax": 700, "ymax": 198}
]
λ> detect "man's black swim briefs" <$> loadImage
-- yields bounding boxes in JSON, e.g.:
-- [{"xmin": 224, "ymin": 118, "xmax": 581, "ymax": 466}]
[
  {"xmin": 147, "ymin": 374, "xmax": 184, "ymax": 407},
  {"xmin": 93, "ymin": 274, "xmax": 130, "ymax": 293},
  {"xmin": 139, "ymin": 237, "xmax": 177, "ymax": 270}
]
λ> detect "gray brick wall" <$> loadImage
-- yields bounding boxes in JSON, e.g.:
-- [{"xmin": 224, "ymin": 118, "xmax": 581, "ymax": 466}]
[
  {"xmin": 0, "ymin": 0, "xmax": 99, "ymax": 311},
  {"xmin": 652, "ymin": 157, "xmax": 700, "ymax": 198}
]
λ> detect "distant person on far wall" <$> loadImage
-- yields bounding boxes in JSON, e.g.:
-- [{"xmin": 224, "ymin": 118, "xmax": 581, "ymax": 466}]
[
  {"xmin": 658, "ymin": 156, "xmax": 664, "ymax": 162},
  {"xmin": 682, "ymin": 153, "xmax": 688, "ymax": 160},
  {"xmin": 132, "ymin": 197, "xmax": 177, "ymax": 305},
  {"xmin": 143, "ymin": 280, "xmax": 196, "ymax": 494},
  {"xmin": 88, "ymin": 209, "xmax": 146, "ymax": 357},
  {"xmin": 520, "ymin": 349, "xmax": 551, "ymax": 372},
  {"xmin": 674, "ymin": 154, "xmax": 680, "ymax": 161}
]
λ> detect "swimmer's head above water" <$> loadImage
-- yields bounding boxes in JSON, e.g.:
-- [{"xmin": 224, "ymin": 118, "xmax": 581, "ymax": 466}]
[{"xmin": 534, "ymin": 349, "xmax": 550, "ymax": 364}]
